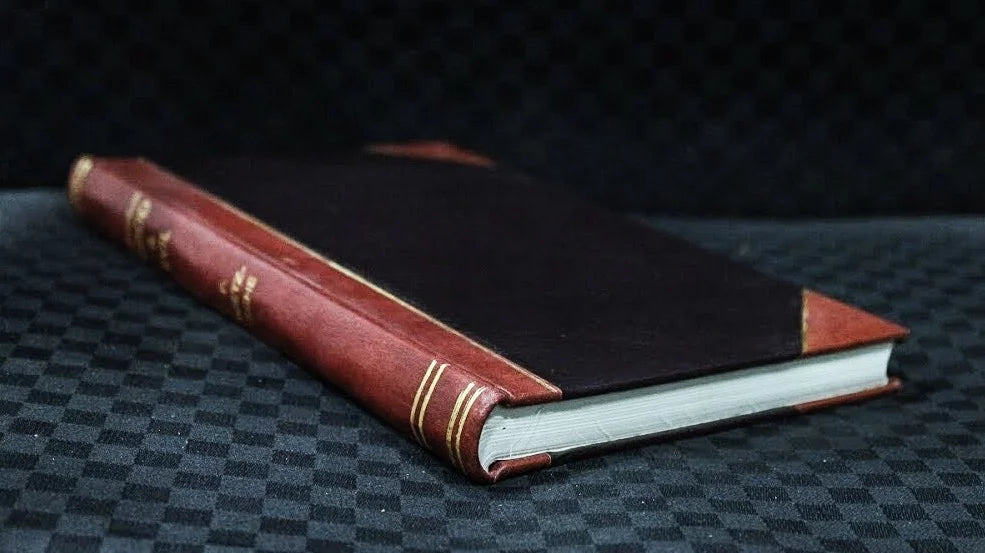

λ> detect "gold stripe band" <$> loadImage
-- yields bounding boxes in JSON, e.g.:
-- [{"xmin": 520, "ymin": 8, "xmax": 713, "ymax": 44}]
[
  {"xmin": 124, "ymin": 191, "xmax": 143, "ymax": 249},
  {"xmin": 408, "ymin": 359, "xmax": 438, "ymax": 444},
  {"xmin": 416, "ymin": 363, "xmax": 446, "ymax": 447},
  {"xmin": 445, "ymin": 382, "xmax": 476, "ymax": 467},
  {"xmin": 454, "ymin": 386, "xmax": 486, "ymax": 470},
  {"xmin": 68, "ymin": 155, "xmax": 93, "ymax": 210}
]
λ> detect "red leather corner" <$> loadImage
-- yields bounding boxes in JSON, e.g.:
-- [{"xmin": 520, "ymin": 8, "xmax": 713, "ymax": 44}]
[
  {"xmin": 802, "ymin": 290, "xmax": 908, "ymax": 355},
  {"xmin": 365, "ymin": 140, "xmax": 496, "ymax": 168}
]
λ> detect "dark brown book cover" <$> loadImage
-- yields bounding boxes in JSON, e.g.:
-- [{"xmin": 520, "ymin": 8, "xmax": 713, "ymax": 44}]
[{"xmin": 66, "ymin": 143, "xmax": 908, "ymax": 482}]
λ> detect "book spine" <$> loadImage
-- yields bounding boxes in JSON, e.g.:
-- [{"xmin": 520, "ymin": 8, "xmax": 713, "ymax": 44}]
[{"xmin": 67, "ymin": 155, "xmax": 551, "ymax": 483}]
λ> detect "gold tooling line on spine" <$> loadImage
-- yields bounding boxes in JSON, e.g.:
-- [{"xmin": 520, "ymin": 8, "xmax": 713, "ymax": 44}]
[
  {"xmin": 445, "ymin": 382, "xmax": 475, "ymax": 466},
  {"xmin": 446, "ymin": 383, "xmax": 486, "ymax": 470},
  {"xmin": 409, "ymin": 360, "xmax": 436, "ymax": 443},
  {"xmin": 123, "ymin": 190, "xmax": 153, "ymax": 261},
  {"xmin": 132, "ymin": 196, "xmax": 152, "ymax": 260},
  {"xmin": 408, "ymin": 359, "xmax": 446, "ymax": 447},
  {"xmin": 68, "ymin": 155, "xmax": 93, "ymax": 210},
  {"xmin": 123, "ymin": 191, "xmax": 143, "ymax": 249}
]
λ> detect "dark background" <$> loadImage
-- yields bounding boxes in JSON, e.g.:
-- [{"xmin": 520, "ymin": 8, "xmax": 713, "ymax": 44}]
[
  {"xmin": 4, "ymin": 0, "xmax": 985, "ymax": 216},
  {"xmin": 4, "ymin": 3, "xmax": 985, "ymax": 551}
]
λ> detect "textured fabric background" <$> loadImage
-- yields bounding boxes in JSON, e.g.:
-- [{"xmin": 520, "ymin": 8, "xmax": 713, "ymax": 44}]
[
  {"xmin": 5, "ymin": 1, "xmax": 985, "ymax": 215},
  {"xmin": 1, "ymin": 190, "xmax": 983, "ymax": 552}
]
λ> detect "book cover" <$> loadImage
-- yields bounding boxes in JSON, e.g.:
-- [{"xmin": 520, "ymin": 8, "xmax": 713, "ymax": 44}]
[{"xmin": 66, "ymin": 143, "xmax": 907, "ymax": 482}]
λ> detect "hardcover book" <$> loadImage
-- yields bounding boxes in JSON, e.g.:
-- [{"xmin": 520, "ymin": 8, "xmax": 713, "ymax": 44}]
[{"xmin": 66, "ymin": 142, "xmax": 908, "ymax": 483}]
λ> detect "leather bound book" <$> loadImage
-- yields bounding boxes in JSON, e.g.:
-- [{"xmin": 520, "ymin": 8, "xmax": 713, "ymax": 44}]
[{"xmin": 66, "ymin": 142, "xmax": 908, "ymax": 483}]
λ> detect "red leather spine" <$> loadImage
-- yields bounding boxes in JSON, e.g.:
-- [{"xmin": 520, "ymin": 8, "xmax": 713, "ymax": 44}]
[{"xmin": 67, "ymin": 155, "xmax": 559, "ymax": 483}]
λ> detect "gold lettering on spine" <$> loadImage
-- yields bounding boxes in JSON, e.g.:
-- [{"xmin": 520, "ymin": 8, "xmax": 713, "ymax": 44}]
[
  {"xmin": 67, "ymin": 155, "xmax": 93, "ymax": 211},
  {"xmin": 123, "ymin": 191, "xmax": 165, "ymax": 266},
  {"xmin": 218, "ymin": 265, "xmax": 260, "ymax": 325}
]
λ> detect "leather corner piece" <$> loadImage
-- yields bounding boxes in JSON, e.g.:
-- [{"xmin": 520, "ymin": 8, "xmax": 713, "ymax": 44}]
[
  {"xmin": 364, "ymin": 140, "xmax": 496, "ymax": 168},
  {"xmin": 793, "ymin": 377, "xmax": 902, "ymax": 413},
  {"xmin": 801, "ymin": 289, "xmax": 909, "ymax": 355},
  {"xmin": 486, "ymin": 453, "xmax": 552, "ymax": 483}
]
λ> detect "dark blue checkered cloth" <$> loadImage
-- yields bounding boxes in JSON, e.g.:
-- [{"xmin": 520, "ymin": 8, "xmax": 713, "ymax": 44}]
[{"xmin": 1, "ymin": 191, "xmax": 983, "ymax": 552}]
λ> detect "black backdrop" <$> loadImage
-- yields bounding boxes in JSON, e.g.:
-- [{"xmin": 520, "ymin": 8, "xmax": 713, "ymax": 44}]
[{"xmin": 5, "ymin": 0, "xmax": 985, "ymax": 216}]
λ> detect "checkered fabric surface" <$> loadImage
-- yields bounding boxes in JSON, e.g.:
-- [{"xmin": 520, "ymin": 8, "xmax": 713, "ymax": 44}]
[{"xmin": 1, "ymin": 190, "xmax": 984, "ymax": 552}]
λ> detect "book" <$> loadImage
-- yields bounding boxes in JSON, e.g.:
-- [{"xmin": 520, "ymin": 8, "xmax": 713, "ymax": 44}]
[{"xmin": 66, "ymin": 142, "xmax": 908, "ymax": 483}]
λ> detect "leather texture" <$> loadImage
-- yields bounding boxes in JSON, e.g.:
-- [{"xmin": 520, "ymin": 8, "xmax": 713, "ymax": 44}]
[
  {"xmin": 166, "ymin": 154, "xmax": 813, "ymax": 397},
  {"xmin": 68, "ymin": 151, "xmax": 908, "ymax": 482},
  {"xmin": 72, "ymin": 156, "xmax": 557, "ymax": 483},
  {"xmin": 364, "ymin": 140, "xmax": 496, "ymax": 168},
  {"xmin": 802, "ymin": 290, "xmax": 909, "ymax": 355}
]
